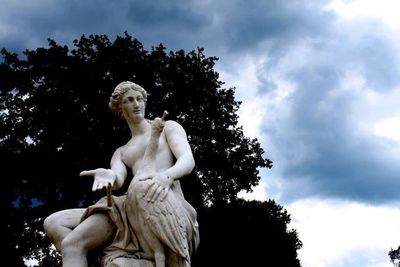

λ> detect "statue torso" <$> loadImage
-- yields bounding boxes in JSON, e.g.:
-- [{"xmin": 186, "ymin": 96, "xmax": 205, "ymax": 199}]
[{"xmin": 121, "ymin": 129, "xmax": 175, "ymax": 176}]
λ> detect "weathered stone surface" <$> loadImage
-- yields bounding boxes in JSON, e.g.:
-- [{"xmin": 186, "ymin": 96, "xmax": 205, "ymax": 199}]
[
  {"xmin": 44, "ymin": 82, "xmax": 199, "ymax": 267},
  {"xmin": 106, "ymin": 258, "xmax": 155, "ymax": 267}
]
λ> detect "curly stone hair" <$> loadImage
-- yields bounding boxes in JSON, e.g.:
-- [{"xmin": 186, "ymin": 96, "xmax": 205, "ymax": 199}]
[{"xmin": 109, "ymin": 81, "xmax": 148, "ymax": 119}]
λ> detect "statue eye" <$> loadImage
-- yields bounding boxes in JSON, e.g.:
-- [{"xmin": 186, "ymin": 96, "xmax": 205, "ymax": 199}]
[{"xmin": 123, "ymin": 96, "xmax": 134, "ymax": 103}]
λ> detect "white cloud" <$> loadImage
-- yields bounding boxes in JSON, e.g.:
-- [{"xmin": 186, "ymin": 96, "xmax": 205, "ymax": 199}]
[
  {"xmin": 374, "ymin": 117, "xmax": 400, "ymax": 142},
  {"xmin": 350, "ymin": 84, "xmax": 400, "ymax": 158},
  {"xmin": 326, "ymin": 0, "xmax": 400, "ymax": 32},
  {"xmin": 217, "ymin": 53, "xmax": 269, "ymax": 139},
  {"xmin": 287, "ymin": 198, "xmax": 400, "ymax": 267},
  {"xmin": 237, "ymin": 179, "xmax": 268, "ymax": 202},
  {"xmin": 237, "ymin": 98, "xmax": 265, "ymax": 139}
]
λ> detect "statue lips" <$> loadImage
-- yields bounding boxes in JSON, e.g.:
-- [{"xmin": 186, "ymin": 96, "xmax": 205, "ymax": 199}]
[{"xmin": 132, "ymin": 108, "xmax": 143, "ymax": 116}]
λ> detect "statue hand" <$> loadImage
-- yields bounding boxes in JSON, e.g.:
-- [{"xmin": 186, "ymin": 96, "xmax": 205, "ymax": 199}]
[
  {"xmin": 139, "ymin": 172, "xmax": 172, "ymax": 202},
  {"xmin": 80, "ymin": 168, "xmax": 116, "ymax": 192}
]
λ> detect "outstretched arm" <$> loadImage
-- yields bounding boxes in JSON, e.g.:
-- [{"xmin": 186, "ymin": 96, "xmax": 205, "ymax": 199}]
[{"xmin": 80, "ymin": 147, "xmax": 128, "ymax": 191}]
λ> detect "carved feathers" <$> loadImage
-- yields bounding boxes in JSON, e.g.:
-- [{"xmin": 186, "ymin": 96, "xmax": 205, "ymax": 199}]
[{"xmin": 138, "ymin": 191, "xmax": 191, "ymax": 263}]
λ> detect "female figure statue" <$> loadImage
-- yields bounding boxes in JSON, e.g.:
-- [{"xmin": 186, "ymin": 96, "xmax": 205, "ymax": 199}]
[{"xmin": 44, "ymin": 81, "xmax": 199, "ymax": 267}]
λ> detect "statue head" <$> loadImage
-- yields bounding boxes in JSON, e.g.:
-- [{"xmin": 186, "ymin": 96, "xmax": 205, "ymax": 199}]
[{"xmin": 109, "ymin": 81, "xmax": 148, "ymax": 119}]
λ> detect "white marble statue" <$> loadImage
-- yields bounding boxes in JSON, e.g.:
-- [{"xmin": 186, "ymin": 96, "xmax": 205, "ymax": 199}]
[{"xmin": 43, "ymin": 81, "xmax": 199, "ymax": 267}]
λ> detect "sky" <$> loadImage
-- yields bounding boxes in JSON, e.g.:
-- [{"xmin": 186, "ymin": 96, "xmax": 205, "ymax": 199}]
[{"xmin": 2, "ymin": 0, "xmax": 400, "ymax": 266}]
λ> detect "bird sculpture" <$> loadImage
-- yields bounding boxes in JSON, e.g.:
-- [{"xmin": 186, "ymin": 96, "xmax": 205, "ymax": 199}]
[{"xmin": 126, "ymin": 111, "xmax": 191, "ymax": 267}]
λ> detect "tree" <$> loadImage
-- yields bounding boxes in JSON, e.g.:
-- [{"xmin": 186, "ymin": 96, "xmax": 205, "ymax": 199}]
[
  {"xmin": 195, "ymin": 199, "xmax": 302, "ymax": 267},
  {"xmin": 389, "ymin": 246, "xmax": 400, "ymax": 267},
  {"xmin": 1, "ymin": 33, "xmax": 300, "ymax": 266}
]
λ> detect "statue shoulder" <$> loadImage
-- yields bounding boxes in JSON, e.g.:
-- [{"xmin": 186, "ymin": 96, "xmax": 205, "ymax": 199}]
[
  {"xmin": 164, "ymin": 120, "xmax": 186, "ymax": 135},
  {"xmin": 112, "ymin": 145, "xmax": 125, "ymax": 158}
]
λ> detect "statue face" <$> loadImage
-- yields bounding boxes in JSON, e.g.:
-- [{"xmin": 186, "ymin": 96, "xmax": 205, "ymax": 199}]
[{"xmin": 121, "ymin": 89, "xmax": 146, "ymax": 122}]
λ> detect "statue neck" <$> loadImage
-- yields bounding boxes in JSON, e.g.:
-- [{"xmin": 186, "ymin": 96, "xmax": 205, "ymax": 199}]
[{"xmin": 127, "ymin": 118, "xmax": 150, "ymax": 136}]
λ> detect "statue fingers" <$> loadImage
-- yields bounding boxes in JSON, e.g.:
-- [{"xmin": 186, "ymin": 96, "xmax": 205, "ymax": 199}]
[
  {"xmin": 80, "ymin": 170, "xmax": 96, "ymax": 177},
  {"xmin": 160, "ymin": 187, "xmax": 169, "ymax": 201},
  {"xmin": 138, "ymin": 174, "xmax": 153, "ymax": 181},
  {"xmin": 144, "ymin": 182, "xmax": 156, "ymax": 201},
  {"xmin": 92, "ymin": 181, "xmax": 99, "ymax": 192},
  {"xmin": 99, "ymin": 181, "xmax": 107, "ymax": 190},
  {"xmin": 146, "ymin": 183, "xmax": 163, "ymax": 202},
  {"xmin": 150, "ymin": 186, "xmax": 164, "ymax": 203},
  {"xmin": 92, "ymin": 180, "xmax": 107, "ymax": 191},
  {"xmin": 146, "ymin": 184, "xmax": 159, "ymax": 202}
]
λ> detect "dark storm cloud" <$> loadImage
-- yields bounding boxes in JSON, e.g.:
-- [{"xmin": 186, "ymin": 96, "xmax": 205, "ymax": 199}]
[
  {"xmin": 259, "ymin": 27, "xmax": 400, "ymax": 203},
  {"xmin": 0, "ymin": 0, "xmax": 333, "ymax": 55},
  {"xmin": 126, "ymin": 1, "xmax": 207, "ymax": 29},
  {"xmin": 0, "ymin": 0, "xmax": 117, "ymax": 52},
  {"xmin": 0, "ymin": 0, "xmax": 213, "ymax": 54},
  {"xmin": 280, "ymin": 112, "xmax": 400, "ymax": 203},
  {"xmin": 208, "ymin": 0, "xmax": 333, "ymax": 52}
]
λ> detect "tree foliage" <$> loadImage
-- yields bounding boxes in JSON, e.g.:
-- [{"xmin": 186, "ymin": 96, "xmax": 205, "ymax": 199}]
[
  {"xmin": 1, "ymin": 33, "xmax": 301, "ymax": 266},
  {"xmin": 195, "ymin": 199, "xmax": 302, "ymax": 267},
  {"xmin": 389, "ymin": 246, "xmax": 400, "ymax": 267}
]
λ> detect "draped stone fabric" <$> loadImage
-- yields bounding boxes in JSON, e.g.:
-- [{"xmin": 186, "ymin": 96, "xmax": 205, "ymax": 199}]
[{"xmin": 81, "ymin": 184, "xmax": 199, "ymax": 267}]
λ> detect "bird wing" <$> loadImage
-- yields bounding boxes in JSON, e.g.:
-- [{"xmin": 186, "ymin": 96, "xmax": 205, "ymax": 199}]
[{"xmin": 138, "ymin": 192, "xmax": 191, "ymax": 262}]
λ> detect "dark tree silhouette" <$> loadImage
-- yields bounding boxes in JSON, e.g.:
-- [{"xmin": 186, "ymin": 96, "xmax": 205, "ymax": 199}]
[
  {"xmin": 1, "ymin": 33, "xmax": 301, "ymax": 266},
  {"xmin": 194, "ymin": 199, "xmax": 302, "ymax": 267},
  {"xmin": 389, "ymin": 246, "xmax": 400, "ymax": 266}
]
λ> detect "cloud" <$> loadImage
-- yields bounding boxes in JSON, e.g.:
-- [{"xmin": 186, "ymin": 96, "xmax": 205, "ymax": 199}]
[
  {"xmin": 0, "ymin": 0, "xmax": 113, "ymax": 50},
  {"xmin": 223, "ymin": 6, "xmax": 400, "ymax": 204},
  {"xmin": 374, "ymin": 116, "xmax": 400, "ymax": 141},
  {"xmin": 205, "ymin": 0, "xmax": 332, "ymax": 51},
  {"xmin": 327, "ymin": 0, "xmax": 400, "ymax": 33},
  {"xmin": 0, "ymin": 0, "xmax": 334, "ymax": 55},
  {"xmin": 0, "ymin": 0, "xmax": 212, "ymax": 53},
  {"xmin": 287, "ymin": 198, "xmax": 400, "ymax": 267}
]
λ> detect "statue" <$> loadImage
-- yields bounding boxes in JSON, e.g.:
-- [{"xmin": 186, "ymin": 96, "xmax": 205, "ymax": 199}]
[{"xmin": 43, "ymin": 81, "xmax": 200, "ymax": 267}]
